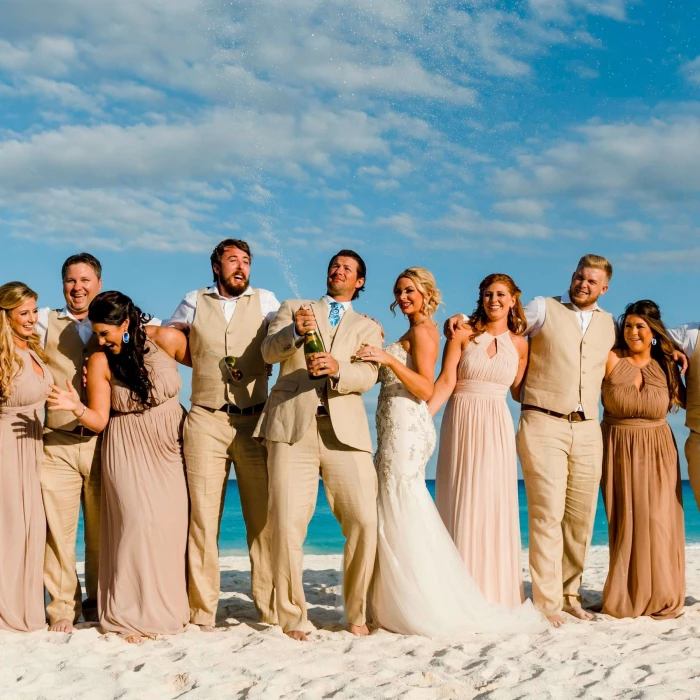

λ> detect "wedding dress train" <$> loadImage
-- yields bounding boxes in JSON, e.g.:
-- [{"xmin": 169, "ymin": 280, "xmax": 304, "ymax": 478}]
[{"xmin": 369, "ymin": 342, "xmax": 547, "ymax": 637}]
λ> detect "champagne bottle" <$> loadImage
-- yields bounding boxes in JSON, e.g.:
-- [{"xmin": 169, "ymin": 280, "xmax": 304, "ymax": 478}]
[{"xmin": 304, "ymin": 329, "xmax": 326, "ymax": 380}]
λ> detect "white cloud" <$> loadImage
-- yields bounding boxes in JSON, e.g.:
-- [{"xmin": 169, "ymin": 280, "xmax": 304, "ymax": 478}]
[
  {"xmin": 493, "ymin": 198, "xmax": 552, "ymax": 218},
  {"xmin": 681, "ymin": 57, "xmax": 700, "ymax": 87}
]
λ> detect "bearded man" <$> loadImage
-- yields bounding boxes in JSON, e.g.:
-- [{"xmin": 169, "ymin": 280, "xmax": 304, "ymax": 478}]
[{"xmin": 167, "ymin": 239, "xmax": 280, "ymax": 630}]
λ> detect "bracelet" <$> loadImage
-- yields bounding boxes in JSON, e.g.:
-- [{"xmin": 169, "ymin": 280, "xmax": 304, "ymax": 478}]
[{"xmin": 75, "ymin": 404, "xmax": 87, "ymax": 418}]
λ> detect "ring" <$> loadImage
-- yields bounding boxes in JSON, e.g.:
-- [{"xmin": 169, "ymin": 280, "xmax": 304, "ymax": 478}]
[{"xmin": 322, "ymin": 363, "xmax": 327, "ymax": 369}]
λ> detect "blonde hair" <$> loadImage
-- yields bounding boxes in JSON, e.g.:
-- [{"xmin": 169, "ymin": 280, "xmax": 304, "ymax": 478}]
[
  {"xmin": 577, "ymin": 254, "xmax": 613, "ymax": 281},
  {"xmin": 390, "ymin": 267, "xmax": 443, "ymax": 318},
  {"xmin": 0, "ymin": 281, "xmax": 45, "ymax": 400}
]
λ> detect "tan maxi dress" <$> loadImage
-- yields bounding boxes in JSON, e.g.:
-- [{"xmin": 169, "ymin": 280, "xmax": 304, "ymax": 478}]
[
  {"xmin": 601, "ymin": 358, "xmax": 685, "ymax": 619},
  {"xmin": 99, "ymin": 341, "xmax": 189, "ymax": 637},
  {"xmin": 0, "ymin": 349, "xmax": 52, "ymax": 631}
]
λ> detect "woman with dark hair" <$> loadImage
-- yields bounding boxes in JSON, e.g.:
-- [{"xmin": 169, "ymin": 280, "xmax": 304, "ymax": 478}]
[
  {"xmin": 428, "ymin": 274, "xmax": 530, "ymax": 608},
  {"xmin": 47, "ymin": 291, "xmax": 191, "ymax": 643},
  {"xmin": 601, "ymin": 299, "xmax": 685, "ymax": 619}
]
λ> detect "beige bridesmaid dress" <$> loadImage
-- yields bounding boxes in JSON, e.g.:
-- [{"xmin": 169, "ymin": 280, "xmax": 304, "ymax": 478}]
[
  {"xmin": 435, "ymin": 331, "xmax": 524, "ymax": 608},
  {"xmin": 0, "ymin": 349, "xmax": 52, "ymax": 631},
  {"xmin": 98, "ymin": 340, "xmax": 189, "ymax": 637}
]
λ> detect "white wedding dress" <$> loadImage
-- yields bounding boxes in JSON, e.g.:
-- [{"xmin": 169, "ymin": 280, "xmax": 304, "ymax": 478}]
[{"xmin": 369, "ymin": 342, "xmax": 547, "ymax": 636}]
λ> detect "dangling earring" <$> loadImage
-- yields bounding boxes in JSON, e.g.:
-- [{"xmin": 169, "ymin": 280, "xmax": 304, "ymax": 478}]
[
  {"xmin": 651, "ymin": 337, "xmax": 657, "ymax": 346},
  {"xmin": 123, "ymin": 331, "xmax": 130, "ymax": 344}
]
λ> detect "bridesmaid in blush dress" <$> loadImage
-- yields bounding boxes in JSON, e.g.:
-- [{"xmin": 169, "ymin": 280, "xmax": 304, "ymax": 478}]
[
  {"xmin": 601, "ymin": 300, "xmax": 685, "ymax": 619},
  {"xmin": 48, "ymin": 291, "xmax": 191, "ymax": 643},
  {"xmin": 0, "ymin": 282, "xmax": 52, "ymax": 632},
  {"xmin": 429, "ymin": 274, "xmax": 529, "ymax": 608}
]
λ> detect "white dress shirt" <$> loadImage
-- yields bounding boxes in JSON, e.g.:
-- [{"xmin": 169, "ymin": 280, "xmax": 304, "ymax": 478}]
[
  {"xmin": 669, "ymin": 322, "xmax": 700, "ymax": 357},
  {"xmin": 36, "ymin": 306, "xmax": 161, "ymax": 348},
  {"xmin": 523, "ymin": 290, "xmax": 601, "ymax": 338},
  {"xmin": 165, "ymin": 285, "xmax": 280, "ymax": 329},
  {"xmin": 36, "ymin": 307, "xmax": 94, "ymax": 348}
]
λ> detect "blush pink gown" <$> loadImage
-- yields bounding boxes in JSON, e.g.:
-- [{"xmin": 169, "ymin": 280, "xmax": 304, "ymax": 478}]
[{"xmin": 435, "ymin": 331, "xmax": 525, "ymax": 608}]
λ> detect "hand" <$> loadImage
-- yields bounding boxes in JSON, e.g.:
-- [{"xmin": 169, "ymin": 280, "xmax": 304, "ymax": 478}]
[
  {"xmin": 307, "ymin": 352, "xmax": 339, "ymax": 378},
  {"xmin": 672, "ymin": 349, "xmax": 689, "ymax": 376},
  {"xmin": 265, "ymin": 363, "xmax": 273, "ymax": 378},
  {"xmin": 46, "ymin": 380, "xmax": 82, "ymax": 412},
  {"xmin": 359, "ymin": 314, "xmax": 386, "ymax": 342},
  {"xmin": 82, "ymin": 362, "xmax": 88, "ymax": 388},
  {"xmin": 354, "ymin": 343, "xmax": 393, "ymax": 366},
  {"xmin": 295, "ymin": 305, "xmax": 316, "ymax": 336},
  {"xmin": 444, "ymin": 313, "xmax": 468, "ymax": 340}
]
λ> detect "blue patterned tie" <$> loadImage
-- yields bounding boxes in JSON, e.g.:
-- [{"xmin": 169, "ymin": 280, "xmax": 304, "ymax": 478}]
[{"xmin": 329, "ymin": 301, "xmax": 342, "ymax": 328}]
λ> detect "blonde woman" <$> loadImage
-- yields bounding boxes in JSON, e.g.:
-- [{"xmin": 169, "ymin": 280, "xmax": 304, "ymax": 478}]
[
  {"xmin": 355, "ymin": 268, "xmax": 546, "ymax": 637},
  {"xmin": 0, "ymin": 282, "xmax": 53, "ymax": 631}
]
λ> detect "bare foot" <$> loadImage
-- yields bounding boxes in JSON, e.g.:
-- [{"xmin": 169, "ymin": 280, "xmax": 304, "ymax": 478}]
[
  {"xmin": 349, "ymin": 623, "xmax": 370, "ymax": 637},
  {"xmin": 197, "ymin": 624, "xmax": 216, "ymax": 632},
  {"xmin": 547, "ymin": 613, "xmax": 566, "ymax": 628},
  {"xmin": 124, "ymin": 634, "xmax": 145, "ymax": 645},
  {"xmin": 566, "ymin": 606, "xmax": 595, "ymax": 621},
  {"xmin": 285, "ymin": 630, "xmax": 309, "ymax": 642},
  {"xmin": 49, "ymin": 619, "xmax": 74, "ymax": 634}
]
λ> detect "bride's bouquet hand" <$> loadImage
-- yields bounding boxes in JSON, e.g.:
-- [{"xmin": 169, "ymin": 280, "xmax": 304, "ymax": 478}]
[
  {"xmin": 46, "ymin": 380, "xmax": 82, "ymax": 412},
  {"xmin": 354, "ymin": 343, "xmax": 393, "ymax": 366}
]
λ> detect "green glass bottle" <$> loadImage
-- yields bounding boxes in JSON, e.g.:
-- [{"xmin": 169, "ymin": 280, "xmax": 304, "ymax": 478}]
[{"xmin": 304, "ymin": 330, "xmax": 326, "ymax": 380}]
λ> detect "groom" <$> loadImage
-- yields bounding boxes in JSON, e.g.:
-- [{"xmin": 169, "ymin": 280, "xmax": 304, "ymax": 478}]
[{"xmin": 254, "ymin": 250, "xmax": 382, "ymax": 641}]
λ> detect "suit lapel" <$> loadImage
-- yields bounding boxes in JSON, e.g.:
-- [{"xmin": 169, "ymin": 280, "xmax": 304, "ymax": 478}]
[
  {"xmin": 330, "ymin": 307, "xmax": 358, "ymax": 350},
  {"xmin": 310, "ymin": 299, "xmax": 332, "ymax": 352}
]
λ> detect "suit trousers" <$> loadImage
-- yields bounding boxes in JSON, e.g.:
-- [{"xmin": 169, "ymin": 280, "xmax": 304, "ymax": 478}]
[
  {"xmin": 41, "ymin": 429, "xmax": 101, "ymax": 624},
  {"xmin": 267, "ymin": 415, "xmax": 378, "ymax": 633},
  {"xmin": 516, "ymin": 410, "xmax": 603, "ymax": 616},
  {"xmin": 687, "ymin": 431, "xmax": 700, "ymax": 511},
  {"xmin": 184, "ymin": 404, "xmax": 275, "ymax": 626}
]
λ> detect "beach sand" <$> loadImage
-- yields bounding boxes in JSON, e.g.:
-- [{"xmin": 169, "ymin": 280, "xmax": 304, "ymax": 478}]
[{"xmin": 3, "ymin": 548, "xmax": 700, "ymax": 699}]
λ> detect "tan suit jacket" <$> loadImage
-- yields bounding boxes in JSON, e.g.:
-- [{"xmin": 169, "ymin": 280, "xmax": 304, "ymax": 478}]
[{"xmin": 254, "ymin": 297, "xmax": 382, "ymax": 452}]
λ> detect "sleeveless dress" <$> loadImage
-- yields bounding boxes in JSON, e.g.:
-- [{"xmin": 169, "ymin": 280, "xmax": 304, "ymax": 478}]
[
  {"xmin": 98, "ymin": 341, "xmax": 189, "ymax": 637},
  {"xmin": 435, "ymin": 331, "xmax": 524, "ymax": 607},
  {"xmin": 601, "ymin": 358, "xmax": 685, "ymax": 619},
  {"xmin": 0, "ymin": 349, "xmax": 52, "ymax": 631},
  {"xmin": 369, "ymin": 342, "xmax": 547, "ymax": 637}
]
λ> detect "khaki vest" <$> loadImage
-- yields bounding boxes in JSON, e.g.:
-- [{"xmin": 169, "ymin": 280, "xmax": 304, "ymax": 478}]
[
  {"xmin": 44, "ymin": 311, "xmax": 100, "ymax": 430},
  {"xmin": 686, "ymin": 338, "xmax": 700, "ymax": 434},
  {"xmin": 522, "ymin": 297, "xmax": 615, "ymax": 419},
  {"xmin": 190, "ymin": 289, "xmax": 268, "ymax": 409}
]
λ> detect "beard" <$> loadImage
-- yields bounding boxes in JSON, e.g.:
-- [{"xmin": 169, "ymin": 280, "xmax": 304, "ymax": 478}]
[{"xmin": 219, "ymin": 273, "xmax": 250, "ymax": 297}]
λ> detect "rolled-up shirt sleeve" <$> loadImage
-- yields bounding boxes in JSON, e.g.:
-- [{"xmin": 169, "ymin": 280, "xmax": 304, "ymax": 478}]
[
  {"xmin": 668, "ymin": 322, "xmax": 700, "ymax": 357},
  {"xmin": 164, "ymin": 290, "xmax": 197, "ymax": 330},
  {"xmin": 523, "ymin": 296, "xmax": 546, "ymax": 337},
  {"xmin": 260, "ymin": 290, "xmax": 281, "ymax": 327}
]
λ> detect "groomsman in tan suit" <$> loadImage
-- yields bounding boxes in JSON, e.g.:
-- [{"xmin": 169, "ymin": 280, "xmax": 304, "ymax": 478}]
[
  {"xmin": 167, "ymin": 238, "xmax": 280, "ymax": 629},
  {"xmin": 515, "ymin": 254, "xmax": 616, "ymax": 627},
  {"xmin": 36, "ymin": 253, "xmax": 103, "ymax": 633},
  {"xmin": 255, "ymin": 250, "xmax": 383, "ymax": 641},
  {"xmin": 669, "ymin": 322, "xmax": 700, "ymax": 508}
]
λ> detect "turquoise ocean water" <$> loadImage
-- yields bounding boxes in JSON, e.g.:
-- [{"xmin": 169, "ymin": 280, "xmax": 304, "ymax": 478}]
[{"xmin": 75, "ymin": 480, "xmax": 700, "ymax": 558}]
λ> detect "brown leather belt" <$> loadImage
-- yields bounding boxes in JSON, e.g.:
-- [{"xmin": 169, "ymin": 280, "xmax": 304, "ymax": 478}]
[
  {"xmin": 218, "ymin": 402, "xmax": 266, "ymax": 416},
  {"xmin": 58, "ymin": 426, "xmax": 99, "ymax": 438},
  {"xmin": 522, "ymin": 404, "xmax": 586, "ymax": 422}
]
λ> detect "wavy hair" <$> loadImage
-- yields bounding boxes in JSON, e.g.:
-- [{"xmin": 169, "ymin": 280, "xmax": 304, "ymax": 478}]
[
  {"xmin": 0, "ymin": 282, "xmax": 46, "ymax": 400},
  {"xmin": 616, "ymin": 299, "xmax": 683, "ymax": 413},
  {"xmin": 390, "ymin": 267, "xmax": 443, "ymax": 318},
  {"xmin": 467, "ymin": 273, "xmax": 527, "ymax": 340},
  {"xmin": 88, "ymin": 291, "xmax": 154, "ymax": 409}
]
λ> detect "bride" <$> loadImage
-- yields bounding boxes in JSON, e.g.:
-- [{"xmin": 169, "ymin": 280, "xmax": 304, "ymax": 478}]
[{"xmin": 354, "ymin": 267, "xmax": 547, "ymax": 636}]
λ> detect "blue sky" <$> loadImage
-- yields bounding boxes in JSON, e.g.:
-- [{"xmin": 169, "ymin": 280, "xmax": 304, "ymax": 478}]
[{"xmin": 1, "ymin": 1, "xmax": 699, "ymax": 477}]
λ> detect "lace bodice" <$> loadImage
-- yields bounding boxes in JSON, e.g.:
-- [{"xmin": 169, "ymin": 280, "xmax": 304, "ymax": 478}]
[{"xmin": 375, "ymin": 342, "xmax": 436, "ymax": 489}]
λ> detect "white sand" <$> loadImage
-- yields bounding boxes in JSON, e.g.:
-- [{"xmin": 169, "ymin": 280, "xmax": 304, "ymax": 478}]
[{"xmin": 3, "ymin": 549, "xmax": 700, "ymax": 699}]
